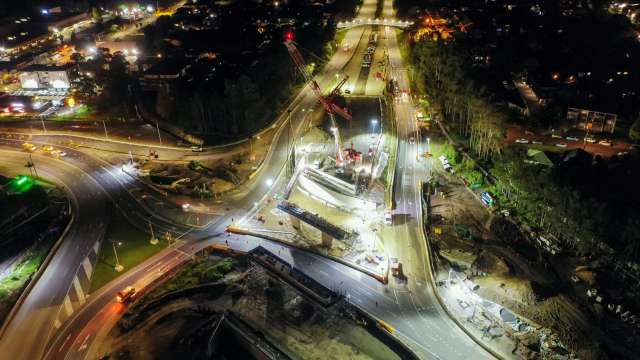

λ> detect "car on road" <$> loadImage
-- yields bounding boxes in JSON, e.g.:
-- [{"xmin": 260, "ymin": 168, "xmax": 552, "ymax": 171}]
[
  {"xmin": 22, "ymin": 142, "xmax": 37, "ymax": 152},
  {"xmin": 551, "ymin": 133, "xmax": 563, "ymax": 139},
  {"xmin": 191, "ymin": 146, "xmax": 203, "ymax": 152},
  {"xmin": 344, "ymin": 89, "xmax": 351, "ymax": 94},
  {"xmin": 532, "ymin": 140, "xmax": 543, "ymax": 145},
  {"xmin": 481, "ymin": 191, "xmax": 496, "ymax": 207},
  {"xmin": 565, "ymin": 136, "xmax": 579, "ymax": 141},
  {"xmin": 41, "ymin": 145, "xmax": 54, "ymax": 153},
  {"xmin": 598, "ymin": 139, "xmax": 613, "ymax": 146},
  {"xmin": 555, "ymin": 143, "xmax": 567, "ymax": 148},
  {"xmin": 116, "ymin": 286, "xmax": 137, "ymax": 303},
  {"xmin": 515, "ymin": 138, "xmax": 529, "ymax": 144},
  {"xmin": 584, "ymin": 136, "xmax": 596, "ymax": 143}
]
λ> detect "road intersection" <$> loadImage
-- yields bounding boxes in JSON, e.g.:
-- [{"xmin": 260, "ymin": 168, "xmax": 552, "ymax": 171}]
[{"xmin": 0, "ymin": 1, "xmax": 495, "ymax": 359}]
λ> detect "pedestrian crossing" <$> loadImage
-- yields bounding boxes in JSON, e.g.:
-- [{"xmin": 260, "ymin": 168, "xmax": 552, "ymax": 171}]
[{"xmin": 52, "ymin": 238, "xmax": 100, "ymax": 329}]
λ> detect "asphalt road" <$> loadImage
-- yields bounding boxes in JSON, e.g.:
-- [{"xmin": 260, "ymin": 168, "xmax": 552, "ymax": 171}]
[
  {"xmin": 2, "ymin": 1, "xmax": 497, "ymax": 359},
  {"xmin": 0, "ymin": 141, "xmax": 192, "ymax": 360}
]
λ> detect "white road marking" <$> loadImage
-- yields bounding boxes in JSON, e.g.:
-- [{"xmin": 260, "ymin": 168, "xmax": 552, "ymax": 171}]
[
  {"xmin": 72, "ymin": 276, "xmax": 85, "ymax": 304},
  {"xmin": 63, "ymin": 295, "xmax": 74, "ymax": 316},
  {"xmin": 81, "ymin": 257, "xmax": 92, "ymax": 277}
]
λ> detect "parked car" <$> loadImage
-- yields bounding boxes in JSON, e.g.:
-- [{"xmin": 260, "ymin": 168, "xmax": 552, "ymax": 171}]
[
  {"xmin": 565, "ymin": 136, "xmax": 579, "ymax": 141},
  {"xmin": 555, "ymin": 143, "xmax": 567, "ymax": 148},
  {"xmin": 551, "ymin": 133, "xmax": 563, "ymax": 139},
  {"xmin": 598, "ymin": 139, "xmax": 613, "ymax": 146},
  {"xmin": 384, "ymin": 212, "xmax": 393, "ymax": 225},
  {"xmin": 532, "ymin": 140, "xmax": 543, "ymax": 145},
  {"xmin": 515, "ymin": 138, "xmax": 529, "ymax": 144},
  {"xmin": 584, "ymin": 136, "xmax": 596, "ymax": 143}
]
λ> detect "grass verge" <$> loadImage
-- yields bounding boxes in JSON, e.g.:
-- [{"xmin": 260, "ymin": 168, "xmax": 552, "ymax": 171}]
[
  {"xmin": 90, "ymin": 213, "xmax": 166, "ymax": 293},
  {"xmin": 0, "ymin": 244, "xmax": 49, "ymax": 302}
]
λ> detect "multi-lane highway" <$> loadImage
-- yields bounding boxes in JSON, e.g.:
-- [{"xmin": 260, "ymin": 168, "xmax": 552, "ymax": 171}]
[{"xmin": 0, "ymin": 0, "xmax": 497, "ymax": 359}]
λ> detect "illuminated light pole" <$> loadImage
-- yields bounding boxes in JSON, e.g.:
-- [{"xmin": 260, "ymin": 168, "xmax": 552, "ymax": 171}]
[
  {"xmin": 40, "ymin": 115, "xmax": 47, "ymax": 133},
  {"xmin": 112, "ymin": 241, "xmax": 124, "ymax": 272},
  {"xmin": 149, "ymin": 222, "xmax": 158, "ymax": 245}
]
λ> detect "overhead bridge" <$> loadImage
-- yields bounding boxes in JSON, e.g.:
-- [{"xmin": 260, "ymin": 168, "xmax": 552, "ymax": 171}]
[
  {"xmin": 277, "ymin": 201, "xmax": 351, "ymax": 248},
  {"xmin": 337, "ymin": 18, "xmax": 414, "ymax": 29}
]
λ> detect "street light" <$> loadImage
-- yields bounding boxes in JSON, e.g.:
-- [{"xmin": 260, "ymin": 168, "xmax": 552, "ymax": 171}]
[
  {"xmin": 266, "ymin": 178, "xmax": 274, "ymax": 186},
  {"xmin": 371, "ymin": 118, "xmax": 378, "ymax": 133},
  {"xmin": 112, "ymin": 241, "xmax": 124, "ymax": 272}
]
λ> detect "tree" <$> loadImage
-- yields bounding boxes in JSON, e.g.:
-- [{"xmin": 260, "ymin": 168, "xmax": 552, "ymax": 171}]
[
  {"xmin": 629, "ymin": 115, "xmax": 640, "ymax": 142},
  {"xmin": 91, "ymin": 7, "xmax": 100, "ymax": 21},
  {"xmin": 442, "ymin": 143, "xmax": 460, "ymax": 164}
]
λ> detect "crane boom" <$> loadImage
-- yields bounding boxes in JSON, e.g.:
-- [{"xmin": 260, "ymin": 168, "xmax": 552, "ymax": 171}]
[{"xmin": 284, "ymin": 38, "xmax": 353, "ymax": 165}]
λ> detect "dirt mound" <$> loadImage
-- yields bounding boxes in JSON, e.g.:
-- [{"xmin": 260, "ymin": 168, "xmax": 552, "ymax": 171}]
[{"xmin": 475, "ymin": 250, "xmax": 511, "ymax": 275}]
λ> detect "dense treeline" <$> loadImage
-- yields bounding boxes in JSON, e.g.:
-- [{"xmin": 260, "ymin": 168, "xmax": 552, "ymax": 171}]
[
  {"xmin": 407, "ymin": 37, "xmax": 506, "ymax": 160},
  {"xmin": 154, "ymin": 0, "xmax": 360, "ymax": 141},
  {"xmin": 404, "ymin": 31, "xmax": 640, "ymax": 262}
]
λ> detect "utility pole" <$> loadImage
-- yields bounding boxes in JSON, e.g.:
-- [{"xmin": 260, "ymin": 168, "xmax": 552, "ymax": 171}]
[
  {"xmin": 287, "ymin": 109, "xmax": 293, "ymax": 154},
  {"xmin": 40, "ymin": 116, "xmax": 47, "ymax": 133},
  {"xmin": 155, "ymin": 119, "xmax": 162, "ymax": 144},
  {"xmin": 28, "ymin": 154, "xmax": 38, "ymax": 178},
  {"xmin": 102, "ymin": 119, "xmax": 109, "ymax": 139}
]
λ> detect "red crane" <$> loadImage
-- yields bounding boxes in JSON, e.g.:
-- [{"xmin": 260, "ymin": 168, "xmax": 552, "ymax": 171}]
[{"xmin": 284, "ymin": 34, "xmax": 352, "ymax": 165}]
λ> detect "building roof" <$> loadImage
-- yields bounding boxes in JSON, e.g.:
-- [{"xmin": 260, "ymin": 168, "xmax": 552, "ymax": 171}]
[{"xmin": 526, "ymin": 149, "xmax": 555, "ymax": 167}]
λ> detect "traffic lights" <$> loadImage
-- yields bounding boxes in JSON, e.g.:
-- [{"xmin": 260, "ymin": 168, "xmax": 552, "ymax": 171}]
[{"xmin": 284, "ymin": 31, "xmax": 294, "ymax": 42}]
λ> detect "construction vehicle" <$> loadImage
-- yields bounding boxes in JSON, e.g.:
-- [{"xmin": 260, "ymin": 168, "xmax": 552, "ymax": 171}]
[
  {"xmin": 391, "ymin": 261, "xmax": 403, "ymax": 278},
  {"xmin": 115, "ymin": 286, "xmax": 137, "ymax": 303},
  {"xmin": 284, "ymin": 32, "xmax": 353, "ymax": 166},
  {"xmin": 343, "ymin": 142, "xmax": 361, "ymax": 162}
]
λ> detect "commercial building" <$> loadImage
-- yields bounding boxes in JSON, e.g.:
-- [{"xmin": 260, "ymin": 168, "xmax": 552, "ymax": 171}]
[{"xmin": 18, "ymin": 64, "xmax": 72, "ymax": 89}]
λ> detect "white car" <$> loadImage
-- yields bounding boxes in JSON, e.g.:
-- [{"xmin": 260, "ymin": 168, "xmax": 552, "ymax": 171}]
[
  {"xmin": 551, "ymin": 133, "xmax": 563, "ymax": 139},
  {"xmin": 565, "ymin": 136, "xmax": 579, "ymax": 141},
  {"xmin": 598, "ymin": 139, "xmax": 612, "ymax": 146},
  {"xmin": 532, "ymin": 140, "xmax": 543, "ymax": 145},
  {"xmin": 584, "ymin": 136, "xmax": 596, "ymax": 143},
  {"xmin": 555, "ymin": 143, "xmax": 567, "ymax": 148},
  {"xmin": 515, "ymin": 138, "xmax": 529, "ymax": 144}
]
